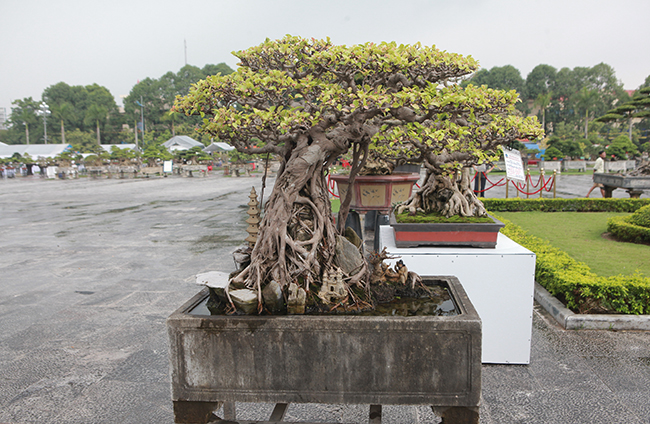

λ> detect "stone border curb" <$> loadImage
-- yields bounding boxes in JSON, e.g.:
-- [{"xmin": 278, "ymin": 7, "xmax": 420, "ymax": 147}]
[{"xmin": 534, "ymin": 282, "xmax": 650, "ymax": 331}]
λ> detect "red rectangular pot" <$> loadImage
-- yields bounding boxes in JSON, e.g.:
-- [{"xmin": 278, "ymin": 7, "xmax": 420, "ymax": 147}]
[{"xmin": 390, "ymin": 214, "xmax": 505, "ymax": 248}]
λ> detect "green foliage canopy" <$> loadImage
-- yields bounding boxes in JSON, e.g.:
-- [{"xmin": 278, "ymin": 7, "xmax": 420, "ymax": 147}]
[{"xmin": 176, "ymin": 36, "xmax": 542, "ymax": 175}]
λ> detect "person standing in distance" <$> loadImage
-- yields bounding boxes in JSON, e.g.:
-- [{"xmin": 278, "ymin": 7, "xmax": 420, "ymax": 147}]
[{"xmin": 586, "ymin": 150, "xmax": 606, "ymax": 198}]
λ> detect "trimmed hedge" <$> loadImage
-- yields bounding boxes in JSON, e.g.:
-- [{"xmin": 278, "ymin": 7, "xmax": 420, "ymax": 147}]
[
  {"xmin": 483, "ymin": 197, "xmax": 650, "ymax": 213},
  {"xmin": 494, "ymin": 214, "xmax": 650, "ymax": 315},
  {"xmin": 607, "ymin": 205, "xmax": 650, "ymax": 244},
  {"xmin": 485, "ymin": 198, "xmax": 650, "ymax": 315},
  {"xmin": 629, "ymin": 204, "xmax": 650, "ymax": 228}
]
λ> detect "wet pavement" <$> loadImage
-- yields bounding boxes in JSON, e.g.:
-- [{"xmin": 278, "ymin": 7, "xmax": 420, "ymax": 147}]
[{"xmin": 0, "ymin": 173, "xmax": 649, "ymax": 423}]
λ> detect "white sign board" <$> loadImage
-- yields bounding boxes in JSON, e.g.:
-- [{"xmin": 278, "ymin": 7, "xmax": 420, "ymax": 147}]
[
  {"xmin": 501, "ymin": 147, "xmax": 525, "ymax": 182},
  {"xmin": 46, "ymin": 166, "xmax": 58, "ymax": 179},
  {"xmin": 163, "ymin": 160, "xmax": 173, "ymax": 173}
]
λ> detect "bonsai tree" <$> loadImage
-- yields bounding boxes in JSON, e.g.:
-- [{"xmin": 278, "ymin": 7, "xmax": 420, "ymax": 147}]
[
  {"xmin": 175, "ymin": 146, "xmax": 211, "ymax": 164},
  {"xmin": 175, "ymin": 36, "xmax": 542, "ymax": 312},
  {"xmin": 596, "ymin": 87, "xmax": 650, "ymax": 141}
]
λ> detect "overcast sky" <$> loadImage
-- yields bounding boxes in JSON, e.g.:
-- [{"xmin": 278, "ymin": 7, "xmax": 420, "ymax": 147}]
[{"xmin": 1, "ymin": 0, "xmax": 649, "ymax": 113}]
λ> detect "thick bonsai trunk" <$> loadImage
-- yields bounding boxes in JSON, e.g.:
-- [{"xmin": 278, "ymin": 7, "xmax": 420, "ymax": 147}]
[
  {"xmin": 231, "ymin": 140, "xmax": 339, "ymax": 299},
  {"xmin": 398, "ymin": 167, "xmax": 487, "ymax": 218}
]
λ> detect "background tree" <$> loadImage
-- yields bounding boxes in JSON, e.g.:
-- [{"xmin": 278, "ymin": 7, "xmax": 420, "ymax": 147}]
[
  {"xmin": 596, "ymin": 86, "xmax": 650, "ymax": 146},
  {"xmin": 50, "ymin": 102, "xmax": 74, "ymax": 144},
  {"xmin": 123, "ymin": 63, "xmax": 235, "ymax": 136},
  {"xmin": 175, "ymin": 145, "xmax": 211, "ymax": 164},
  {"xmin": 42, "ymin": 82, "xmax": 122, "ymax": 143},
  {"xmin": 109, "ymin": 146, "xmax": 138, "ymax": 164},
  {"xmin": 142, "ymin": 144, "xmax": 173, "ymax": 166},
  {"xmin": 526, "ymin": 64, "xmax": 557, "ymax": 101},
  {"xmin": 175, "ymin": 36, "xmax": 542, "ymax": 309},
  {"xmin": 542, "ymin": 146, "xmax": 564, "ymax": 160},
  {"xmin": 606, "ymin": 134, "xmax": 638, "ymax": 159},
  {"xmin": 573, "ymin": 87, "xmax": 599, "ymax": 138},
  {"xmin": 533, "ymin": 92, "xmax": 552, "ymax": 133},
  {"xmin": 84, "ymin": 104, "xmax": 107, "ymax": 145},
  {"xmin": 8, "ymin": 98, "xmax": 41, "ymax": 144},
  {"xmin": 66, "ymin": 129, "xmax": 102, "ymax": 153},
  {"xmin": 462, "ymin": 65, "xmax": 527, "ymax": 112}
]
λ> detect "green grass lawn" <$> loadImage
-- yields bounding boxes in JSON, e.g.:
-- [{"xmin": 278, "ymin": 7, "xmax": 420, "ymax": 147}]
[{"xmin": 497, "ymin": 211, "xmax": 650, "ymax": 277}]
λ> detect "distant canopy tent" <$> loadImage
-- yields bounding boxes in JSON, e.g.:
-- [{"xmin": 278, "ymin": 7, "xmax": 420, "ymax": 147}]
[
  {"xmin": 203, "ymin": 142, "xmax": 235, "ymax": 154},
  {"xmin": 0, "ymin": 144, "xmax": 71, "ymax": 159},
  {"xmin": 162, "ymin": 136, "xmax": 204, "ymax": 152},
  {"xmin": 99, "ymin": 144, "xmax": 138, "ymax": 154}
]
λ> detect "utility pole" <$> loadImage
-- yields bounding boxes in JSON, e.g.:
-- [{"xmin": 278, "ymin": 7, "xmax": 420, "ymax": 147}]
[
  {"xmin": 135, "ymin": 97, "xmax": 145, "ymax": 146},
  {"xmin": 40, "ymin": 102, "xmax": 49, "ymax": 144},
  {"xmin": 140, "ymin": 96, "xmax": 145, "ymax": 135}
]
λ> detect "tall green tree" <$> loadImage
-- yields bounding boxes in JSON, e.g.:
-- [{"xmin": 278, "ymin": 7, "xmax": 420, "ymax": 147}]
[
  {"xmin": 526, "ymin": 64, "xmax": 557, "ymax": 100},
  {"xmin": 573, "ymin": 87, "xmax": 599, "ymax": 138},
  {"xmin": 8, "ymin": 98, "xmax": 41, "ymax": 144},
  {"xmin": 533, "ymin": 92, "xmax": 552, "ymax": 132},
  {"xmin": 463, "ymin": 65, "xmax": 527, "ymax": 112},
  {"xmin": 51, "ymin": 102, "xmax": 74, "ymax": 144},
  {"xmin": 201, "ymin": 63, "xmax": 234, "ymax": 77},
  {"xmin": 43, "ymin": 82, "xmax": 122, "ymax": 143},
  {"xmin": 84, "ymin": 104, "xmax": 107, "ymax": 145},
  {"xmin": 464, "ymin": 65, "xmax": 526, "ymax": 96},
  {"xmin": 123, "ymin": 63, "xmax": 235, "ymax": 135}
]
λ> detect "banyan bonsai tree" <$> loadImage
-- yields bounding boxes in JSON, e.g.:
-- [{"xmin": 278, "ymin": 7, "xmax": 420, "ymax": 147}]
[{"xmin": 175, "ymin": 35, "xmax": 542, "ymax": 313}]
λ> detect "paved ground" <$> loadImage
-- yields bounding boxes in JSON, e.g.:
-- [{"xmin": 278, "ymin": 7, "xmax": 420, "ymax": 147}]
[{"xmin": 0, "ymin": 173, "xmax": 649, "ymax": 424}]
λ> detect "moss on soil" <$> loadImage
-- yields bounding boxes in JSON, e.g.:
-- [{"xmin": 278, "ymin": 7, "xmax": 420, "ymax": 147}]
[{"xmin": 394, "ymin": 211, "xmax": 494, "ymax": 224}]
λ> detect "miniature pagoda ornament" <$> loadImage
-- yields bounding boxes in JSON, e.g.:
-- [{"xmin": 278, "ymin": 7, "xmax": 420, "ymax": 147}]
[
  {"xmin": 318, "ymin": 267, "xmax": 348, "ymax": 305},
  {"xmin": 245, "ymin": 187, "xmax": 261, "ymax": 248}
]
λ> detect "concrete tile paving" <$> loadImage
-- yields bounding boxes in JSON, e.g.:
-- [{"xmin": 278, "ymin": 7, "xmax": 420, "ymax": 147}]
[{"xmin": 0, "ymin": 173, "xmax": 648, "ymax": 423}]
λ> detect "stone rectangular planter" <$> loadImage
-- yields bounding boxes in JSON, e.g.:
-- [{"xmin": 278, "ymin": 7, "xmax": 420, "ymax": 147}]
[
  {"xmin": 167, "ymin": 276, "xmax": 481, "ymax": 423},
  {"xmin": 594, "ymin": 173, "xmax": 650, "ymax": 198},
  {"xmin": 390, "ymin": 214, "xmax": 505, "ymax": 248}
]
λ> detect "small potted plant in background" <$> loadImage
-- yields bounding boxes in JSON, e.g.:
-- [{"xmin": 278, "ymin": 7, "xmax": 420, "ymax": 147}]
[{"xmin": 330, "ymin": 150, "xmax": 421, "ymax": 216}]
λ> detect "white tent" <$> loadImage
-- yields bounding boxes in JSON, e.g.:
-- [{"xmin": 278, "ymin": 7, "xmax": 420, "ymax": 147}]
[
  {"xmin": 203, "ymin": 142, "xmax": 235, "ymax": 153},
  {"xmin": 162, "ymin": 136, "xmax": 204, "ymax": 152},
  {"xmin": 0, "ymin": 144, "xmax": 71, "ymax": 159},
  {"xmin": 100, "ymin": 144, "xmax": 138, "ymax": 154}
]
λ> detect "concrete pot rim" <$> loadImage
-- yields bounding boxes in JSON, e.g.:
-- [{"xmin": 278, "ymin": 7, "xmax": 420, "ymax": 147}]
[{"xmin": 169, "ymin": 275, "xmax": 481, "ymax": 324}]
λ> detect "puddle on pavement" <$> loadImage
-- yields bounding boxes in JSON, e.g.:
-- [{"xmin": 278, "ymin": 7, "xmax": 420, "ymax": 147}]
[{"xmin": 100, "ymin": 205, "xmax": 142, "ymax": 214}]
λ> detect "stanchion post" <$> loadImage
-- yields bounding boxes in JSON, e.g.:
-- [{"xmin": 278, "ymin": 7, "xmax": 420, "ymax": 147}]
[
  {"xmin": 505, "ymin": 177, "xmax": 509, "ymax": 198},
  {"xmin": 553, "ymin": 170, "xmax": 557, "ymax": 198},
  {"xmin": 540, "ymin": 169, "xmax": 545, "ymax": 198},
  {"xmin": 526, "ymin": 168, "xmax": 530, "ymax": 199},
  {"xmin": 516, "ymin": 178, "xmax": 520, "ymax": 198}
]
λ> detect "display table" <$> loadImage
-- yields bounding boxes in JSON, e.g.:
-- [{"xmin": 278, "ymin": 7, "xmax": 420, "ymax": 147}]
[{"xmin": 379, "ymin": 226, "xmax": 536, "ymax": 364}]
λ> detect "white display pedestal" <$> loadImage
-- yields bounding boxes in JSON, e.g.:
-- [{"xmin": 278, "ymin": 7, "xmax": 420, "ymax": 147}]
[{"xmin": 379, "ymin": 226, "xmax": 536, "ymax": 364}]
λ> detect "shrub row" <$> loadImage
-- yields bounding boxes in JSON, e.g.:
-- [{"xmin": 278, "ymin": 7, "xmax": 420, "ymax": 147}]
[
  {"xmin": 494, "ymin": 215, "xmax": 650, "ymax": 315},
  {"xmin": 483, "ymin": 197, "xmax": 650, "ymax": 213},
  {"xmin": 607, "ymin": 205, "xmax": 650, "ymax": 244}
]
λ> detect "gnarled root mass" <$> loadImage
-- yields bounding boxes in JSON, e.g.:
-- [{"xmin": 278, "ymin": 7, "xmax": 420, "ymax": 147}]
[{"xmin": 397, "ymin": 167, "xmax": 487, "ymax": 218}]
